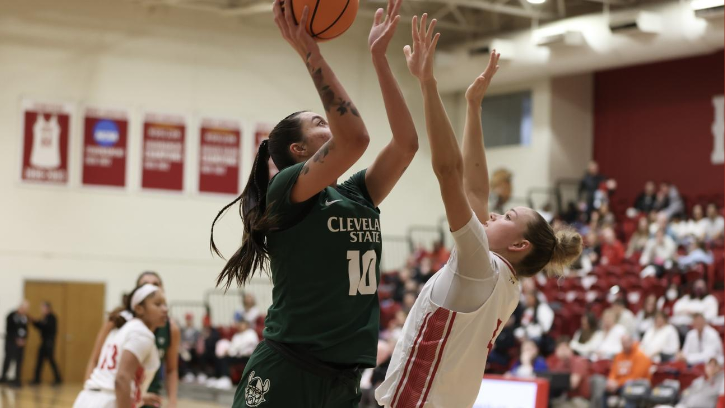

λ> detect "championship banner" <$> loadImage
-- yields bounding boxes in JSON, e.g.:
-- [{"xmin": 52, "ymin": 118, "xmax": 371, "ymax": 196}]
[
  {"xmin": 20, "ymin": 99, "xmax": 72, "ymax": 184},
  {"xmin": 255, "ymin": 123, "xmax": 278, "ymax": 179},
  {"xmin": 198, "ymin": 118, "xmax": 241, "ymax": 195},
  {"xmin": 141, "ymin": 113, "xmax": 186, "ymax": 191},
  {"xmin": 82, "ymin": 107, "xmax": 128, "ymax": 188}
]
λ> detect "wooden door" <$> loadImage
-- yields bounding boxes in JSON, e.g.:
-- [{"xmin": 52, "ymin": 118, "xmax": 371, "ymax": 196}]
[{"xmin": 22, "ymin": 281, "xmax": 105, "ymax": 384}]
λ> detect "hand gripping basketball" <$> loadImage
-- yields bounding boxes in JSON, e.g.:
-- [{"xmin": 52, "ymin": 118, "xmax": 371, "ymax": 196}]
[{"xmin": 273, "ymin": 0, "xmax": 320, "ymax": 60}]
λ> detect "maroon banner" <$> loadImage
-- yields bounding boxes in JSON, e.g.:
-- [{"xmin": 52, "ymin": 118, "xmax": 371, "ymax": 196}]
[
  {"xmin": 82, "ymin": 107, "xmax": 128, "ymax": 188},
  {"xmin": 255, "ymin": 123, "xmax": 278, "ymax": 179},
  {"xmin": 199, "ymin": 118, "xmax": 241, "ymax": 195},
  {"xmin": 142, "ymin": 113, "xmax": 186, "ymax": 191},
  {"xmin": 21, "ymin": 100, "xmax": 72, "ymax": 184}
]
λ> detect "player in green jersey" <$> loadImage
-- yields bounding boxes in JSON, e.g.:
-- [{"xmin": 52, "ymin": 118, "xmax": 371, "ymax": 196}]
[{"xmin": 209, "ymin": 0, "xmax": 417, "ymax": 406}]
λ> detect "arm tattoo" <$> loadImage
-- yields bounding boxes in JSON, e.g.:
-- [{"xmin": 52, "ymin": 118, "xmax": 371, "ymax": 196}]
[
  {"xmin": 306, "ymin": 54, "xmax": 360, "ymax": 117},
  {"xmin": 301, "ymin": 141, "xmax": 335, "ymax": 176}
]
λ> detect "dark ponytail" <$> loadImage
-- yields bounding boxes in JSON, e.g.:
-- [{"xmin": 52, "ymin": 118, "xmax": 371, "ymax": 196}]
[{"xmin": 210, "ymin": 111, "xmax": 307, "ymax": 290}]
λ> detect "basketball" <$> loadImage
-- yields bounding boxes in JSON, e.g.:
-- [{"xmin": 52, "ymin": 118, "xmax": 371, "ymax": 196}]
[{"xmin": 290, "ymin": 0, "xmax": 359, "ymax": 42}]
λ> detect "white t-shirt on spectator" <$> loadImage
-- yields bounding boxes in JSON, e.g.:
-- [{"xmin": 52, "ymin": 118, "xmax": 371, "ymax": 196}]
[
  {"xmin": 640, "ymin": 324, "xmax": 680, "ymax": 361},
  {"xmin": 681, "ymin": 326, "xmax": 724, "ymax": 365},
  {"xmin": 570, "ymin": 330, "xmax": 604, "ymax": 359},
  {"xmin": 228, "ymin": 328, "xmax": 259, "ymax": 357},
  {"xmin": 595, "ymin": 324, "xmax": 628, "ymax": 359},
  {"xmin": 703, "ymin": 216, "xmax": 725, "ymax": 241},
  {"xmin": 520, "ymin": 302, "xmax": 554, "ymax": 340},
  {"xmin": 639, "ymin": 236, "xmax": 677, "ymax": 266},
  {"xmin": 635, "ymin": 312, "xmax": 655, "ymax": 338},
  {"xmin": 241, "ymin": 307, "xmax": 261, "ymax": 326},
  {"xmin": 617, "ymin": 309, "xmax": 637, "ymax": 336},
  {"xmin": 672, "ymin": 295, "xmax": 719, "ymax": 326},
  {"xmin": 685, "ymin": 219, "xmax": 708, "ymax": 241}
]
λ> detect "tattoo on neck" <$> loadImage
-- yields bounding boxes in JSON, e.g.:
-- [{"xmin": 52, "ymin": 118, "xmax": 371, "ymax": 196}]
[{"xmin": 306, "ymin": 54, "xmax": 360, "ymax": 118}]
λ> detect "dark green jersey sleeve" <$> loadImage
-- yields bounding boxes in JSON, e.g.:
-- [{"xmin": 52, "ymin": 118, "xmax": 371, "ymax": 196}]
[
  {"xmin": 266, "ymin": 162, "xmax": 316, "ymax": 229},
  {"xmin": 337, "ymin": 169, "xmax": 379, "ymax": 212}
]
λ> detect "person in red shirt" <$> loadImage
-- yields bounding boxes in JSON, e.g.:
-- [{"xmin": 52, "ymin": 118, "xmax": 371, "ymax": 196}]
[
  {"xmin": 548, "ymin": 337, "xmax": 591, "ymax": 408},
  {"xmin": 600, "ymin": 227, "xmax": 625, "ymax": 266},
  {"xmin": 603, "ymin": 334, "xmax": 652, "ymax": 408}
]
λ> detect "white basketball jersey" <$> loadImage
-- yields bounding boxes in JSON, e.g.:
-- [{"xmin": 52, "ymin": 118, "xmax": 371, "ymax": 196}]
[
  {"xmin": 84, "ymin": 318, "xmax": 160, "ymax": 405},
  {"xmin": 30, "ymin": 114, "xmax": 61, "ymax": 169},
  {"xmin": 376, "ymin": 254, "xmax": 520, "ymax": 408}
]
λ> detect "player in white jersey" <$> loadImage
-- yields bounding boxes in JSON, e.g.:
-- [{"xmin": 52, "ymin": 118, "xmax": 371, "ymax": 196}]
[
  {"xmin": 376, "ymin": 17, "xmax": 583, "ymax": 408},
  {"xmin": 74, "ymin": 284, "xmax": 168, "ymax": 408}
]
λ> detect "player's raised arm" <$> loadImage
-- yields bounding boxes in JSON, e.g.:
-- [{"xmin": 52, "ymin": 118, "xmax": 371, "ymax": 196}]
[
  {"xmin": 462, "ymin": 52, "xmax": 500, "ymax": 223},
  {"xmin": 405, "ymin": 14, "xmax": 472, "ymax": 231}
]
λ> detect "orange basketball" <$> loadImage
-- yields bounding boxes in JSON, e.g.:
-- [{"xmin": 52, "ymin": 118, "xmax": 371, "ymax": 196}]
[{"xmin": 290, "ymin": 0, "xmax": 359, "ymax": 42}]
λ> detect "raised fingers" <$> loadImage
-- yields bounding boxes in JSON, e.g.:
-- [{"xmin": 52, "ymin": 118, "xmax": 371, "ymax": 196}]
[
  {"xmin": 426, "ymin": 18, "xmax": 437, "ymax": 46},
  {"xmin": 411, "ymin": 15, "xmax": 419, "ymax": 44},
  {"xmin": 418, "ymin": 13, "xmax": 428, "ymax": 44}
]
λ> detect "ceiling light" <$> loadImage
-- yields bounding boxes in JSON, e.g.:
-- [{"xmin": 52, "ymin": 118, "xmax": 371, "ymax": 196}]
[
  {"xmin": 527, "ymin": 0, "xmax": 546, "ymax": 4},
  {"xmin": 691, "ymin": 0, "xmax": 724, "ymax": 10}
]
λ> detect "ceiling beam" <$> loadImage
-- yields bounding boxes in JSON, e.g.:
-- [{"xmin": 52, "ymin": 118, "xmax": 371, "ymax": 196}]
[{"xmin": 446, "ymin": 0, "xmax": 555, "ymax": 19}]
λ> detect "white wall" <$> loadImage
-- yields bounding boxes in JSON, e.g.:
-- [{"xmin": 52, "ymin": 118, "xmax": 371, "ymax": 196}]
[{"xmin": 0, "ymin": 0, "xmax": 447, "ymax": 342}]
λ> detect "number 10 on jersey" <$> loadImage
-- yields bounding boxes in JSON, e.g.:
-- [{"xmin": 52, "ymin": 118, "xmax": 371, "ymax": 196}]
[{"xmin": 347, "ymin": 250, "xmax": 377, "ymax": 296}]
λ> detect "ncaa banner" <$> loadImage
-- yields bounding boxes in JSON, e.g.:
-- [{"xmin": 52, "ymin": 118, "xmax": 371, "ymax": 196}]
[
  {"xmin": 141, "ymin": 112, "xmax": 186, "ymax": 192},
  {"xmin": 82, "ymin": 107, "xmax": 128, "ymax": 188},
  {"xmin": 198, "ymin": 118, "xmax": 241, "ymax": 195},
  {"xmin": 20, "ymin": 99, "xmax": 73, "ymax": 185}
]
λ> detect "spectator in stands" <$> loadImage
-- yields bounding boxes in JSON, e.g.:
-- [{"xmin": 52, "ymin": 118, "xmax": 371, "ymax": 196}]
[
  {"xmin": 489, "ymin": 168, "xmax": 513, "ymax": 215},
  {"xmin": 658, "ymin": 283, "xmax": 681, "ymax": 317},
  {"xmin": 677, "ymin": 240, "xmax": 713, "ymax": 270},
  {"xmin": 658, "ymin": 182, "xmax": 685, "ymax": 220},
  {"xmin": 412, "ymin": 257, "xmax": 434, "ymax": 285},
  {"xmin": 602, "ymin": 334, "xmax": 652, "ymax": 408},
  {"xmin": 429, "ymin": 240, "xmax": 450, "ymax": 270},
  {"xmin": 609, "ymin": 298, "xmax": 637, "ymax": 337},
  {"xmin": 197, "ymin": 316, "xmax": 221, "ymax": 384},
  {"xmin": 683, "ymin": 204, "xmax": 707, "ymax": 244},
  {"xmin": 704, "ymin": 203, "xmax": 725, "ymax": 242},
  {"xmin": 508, "ymin": 340, "xmax": 548, "ymax": 379},
  {"xmin": 401, "ymin": 290, "xmax": 417, "ymax": 314},
  {"xmin": 633, "ymin": 181, "xmax": 657, "ymax": 214},
  {"xmin": 640, "ymin": 228, "xmax": 677, "ymax": 278},
  {"xmin": 380, "ymin": 310, "xmax": 407, "ymax": 345},
  {"xmin": 229, "ymin": 320, "xmax": 259, "ymax": 358},
  {"xmin": 391, "ymin": 268, "xmax": 411, "ymax": 303},
  {"xmin": 180, "ymin": 313, "xmax": 202, "ymax": 382},
  {"xmin": 488, "ymin": 315, "xmax": 519, "ymax": 371},
  {"xmin": 625, "ymin": 217, "xmax": 650, "ymax": 260},
  {"xmin": 674, "ymin": 358, "xmax": 724, "ymax": 408},
  {"xmin": 538, "ymin": 203, "xmax": 555, "ymax": 224},
  {"xmin": 635, "ymin": 294, "xmax": 658, "ymax": 339},
  {"xmin": 548, "ymin": 337, "xmax": 591, "ymax": 408},
  {"xmin": 240, "ymin": 293, "xmax": 260, "ymax": 327},
  {"xmin": 594, "ymin": 310, "xmax": 628, "ymax": 360},
  {"xmin": 672, "ymin": 279, "xmax": 719, "ymax": 326},
  {"xmin": 599, "ymin": 203, "xmax": 616, "ymax": 227},
  {"xmin": 579, "ymin": 161, "xmax": 607, "ymax": 217},
  {"xmin": 571, "ymin": 313, "xmax": 602, "ymax": 359},
  {"xmin": 518, "ymin": 290, "xmax": 555, "ymax": 354},
  {"xmin": 600, "ymin": 227, "xmax": 625, "ymax": 266},
  {"xmin": 640, "ymin": 311, "xmax": 680, "ymax": 363},
  {"xmin": 678, "ymin": 313, "xmax": 724, "ymax": 366},
  {"xmin": 584, "ymin": 231, "xmax": 602, "ymax": 266},
  {"xmin": 669, "ymin": 214, "xmax": 688, "ymax": 245}
]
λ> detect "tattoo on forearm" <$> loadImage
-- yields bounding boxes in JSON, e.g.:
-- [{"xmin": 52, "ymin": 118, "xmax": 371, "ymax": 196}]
[
  {"xmin": 301, "ymin": 141, "xmax": 336, "ymax": 176},
  {"xmin": 306, "ymin": 53, "xmax": 360, "ymax": 117}
]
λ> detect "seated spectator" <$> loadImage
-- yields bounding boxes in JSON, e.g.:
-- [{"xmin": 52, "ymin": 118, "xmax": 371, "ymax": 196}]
[
  {"xmin": 380, "ymin": 310, "xmax": 407, "ymax": 344},
  {"xmin": 600, "ymin": 227, "xmax": 625, "ymax": 266},
  {"xmin": 180, "ymin": 313, "xmax": 201, "ymax": 381},
  {"xmin": 228, "ymin": 320, "xmax": 259, "ymax": 358},
  {"xmin": 649, "ymin": 212, "xmax": 677, "ymax": 241},
  {"xmin": 429, "ymin": 240, "xmax": 450, "ymax": 270},
  {"xmin": 583, "ymin": 231, "xmax": 602, "ymax": 266},
  {"xmin": 198, "ymin": 315, "xmax": 221, "ymax": 383},
  {"xmin": 626, "ymin": 217, "xmax": 650, "ymax": 260},
  {"xmin": 508, "ymin": 340, "xmax": 548, "ymax": 379},
  {"xmin": 652, "ymin": 186, "xmax": 670, "ymax": 213},
  {"xmin": 599, "ymin": 203, "xmax": 616, "ymax": 227},
  {"xmin": 571, "ymin": 313, "xmax": 603, "ymax": 359},
  {"xmin": 669, "ymin": 214, "xmax": 688, "ymax": 245},
  {"xmin": 578, "ymin": 161, "xmax": 606, "ymax": 217},
  {"xmin": 635, "ymin": 294, "xmax": 658, "ymax": 339},
  {"xmin": 677, "ymin": 313, "xmax": 724, "ymax": 366},
  {"xmin": 658, "ymin": 284, "xmax": 681, "ymax": 317},
  {"xmin": 609, "ymin": 298, "xmax": 637, "ymax": 336},
  {"xmin": 671, "ymin": 279, "xmax": 719, "ymax": 326},
  {"xmin": 518, "ymin": 290, "xmax": 555, "ymax": 354},
  {"xmin": 239, "ymin": 293, "xmax": 260, "ymax": 326},
  {"xmin": 674, "ymin": 358, "xmax": 724, "ymax": 408},
  {"xmin": 548, "ymin": 337, "xmax": 591, "ymax": 408},
  {"xmin": 488, "ymin": 315, "xmax": 519, "ymax": 370},
  {"xmin": 658, "ymin": 182, "xmax": 684, "ymax": 220},
  {"xmin": 594, "ymin": 310, "xmax": 628, "ymax": 360},
  {"xmin": 684, "ymin": 204, "xmax": 708, "ymax": 244},
  {"xmin": 640, "ymin": 228, "xmax": 677, "ymax": 278},
  {"xmin": 640, "ymin": 311, "xmax": 680, "ymax": 363},
  {"xmin": 633, "ymin": 181, "xmax": 657, "ymax": 214},
  {"xmin": 391, "ymin": 268, "xmax": 412, "ymax": 303},
  {"xmin": 602, "ymin": 335, "xmax": 652, "ymax": 408},
  {"xmin": 677, "ymin": 240, "xmax": 713, "ymax": 270},
  {"xmin": 413, "ymin": 257, "xmax": 434, "ymax": 285},
  {"xmin": 704, "ymin": 203, "xmax": 725, "ymax": 242},
  {"xmin": 402, "ymin": 290, "xmax": 417, "ymax": 314}
]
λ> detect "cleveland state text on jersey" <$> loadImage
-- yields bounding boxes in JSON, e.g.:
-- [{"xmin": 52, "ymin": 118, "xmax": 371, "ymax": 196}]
[{"xmin": 327, "ymin": 217, "xmax": 381, "ymax": 243}]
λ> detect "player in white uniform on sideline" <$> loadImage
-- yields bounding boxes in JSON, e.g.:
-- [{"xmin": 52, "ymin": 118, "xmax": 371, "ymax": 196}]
[
  {"xmin": 74, "ymin": 284, "xmax": 168, "ymax": 408},
  {"xmin": 376, "ymin": 18, "xmax": 583, "ymax": 408}
]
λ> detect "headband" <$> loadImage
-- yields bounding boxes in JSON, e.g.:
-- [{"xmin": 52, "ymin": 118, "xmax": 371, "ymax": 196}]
[{"xmin": 131, "ymin": 284, "xmax": 159, "ymax": 310}]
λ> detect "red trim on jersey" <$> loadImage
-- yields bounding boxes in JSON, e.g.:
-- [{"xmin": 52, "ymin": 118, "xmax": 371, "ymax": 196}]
[
  {"xmin": 395, "ymin": 308, "xmax": 452, "ymax": 408},
  {"xmin": 133, "ymin": 366, "xmax": 145, "ymax": 407},
  {"xmin": 493, "ymin": 252, "xmax": 517, "ymax": 279},
  {"xmin": 392, "ymin": 311, "xmax": 433, "ymax": 407},
  {"xmin": 418, "ymin": 311, "xmax": 457, "ymax": 407}
]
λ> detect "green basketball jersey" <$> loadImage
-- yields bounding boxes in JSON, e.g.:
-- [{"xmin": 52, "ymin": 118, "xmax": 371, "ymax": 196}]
[
  {"xmin": 263, "ymin": 163, "xmax": 382, "ymax": 368},
  {"xmin": 145, "ymin": 320, "xmax": 171, "ymax": 395}
]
